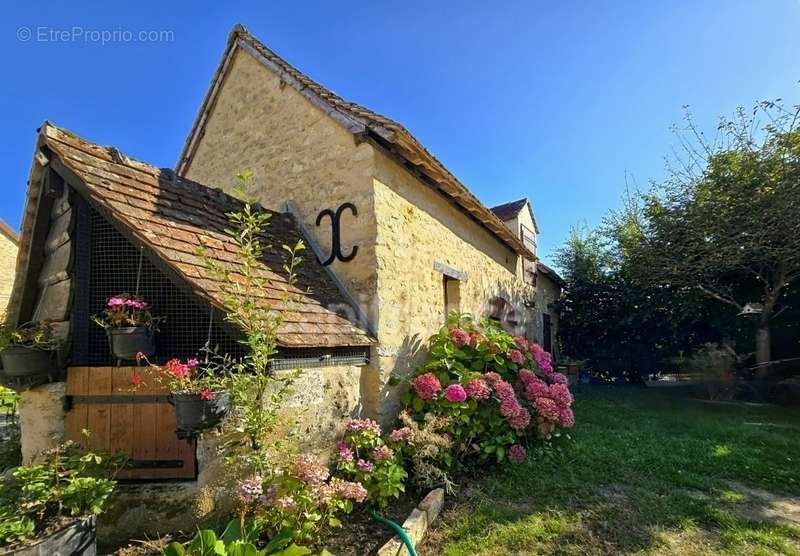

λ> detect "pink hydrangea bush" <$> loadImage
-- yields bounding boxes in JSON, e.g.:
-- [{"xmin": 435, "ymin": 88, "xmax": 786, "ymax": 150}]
[
  {"xmin": 401, "ymin": 312, "xmax": 575, "ymax": 468},
  {"xmin": 335, "ymin": 419, "xmax": 407, "ymax": 507},
  {"xmin": 238, "ymin": 453, "xmax": 366, "ymax": 544}
]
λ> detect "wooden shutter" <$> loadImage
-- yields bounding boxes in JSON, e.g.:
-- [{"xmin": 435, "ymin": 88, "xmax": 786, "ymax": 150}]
[{"xmin": 64, "ymin": 367, "xmax": 196, "ymax": 480}]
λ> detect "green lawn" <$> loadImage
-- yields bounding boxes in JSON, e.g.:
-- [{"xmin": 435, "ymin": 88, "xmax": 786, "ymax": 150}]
[{"xmin": 421, "ymin": 386, "xmax": 800, "ymax": 555}]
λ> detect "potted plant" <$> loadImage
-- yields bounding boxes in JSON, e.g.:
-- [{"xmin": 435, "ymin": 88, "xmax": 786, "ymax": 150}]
[
  {"xmin": 92, "ymin": 294, "xmax": 161, "ymax": 360},
  {"xmin": 0, "ymin": 440, "xmax": 124, "ymax": 556},
  {"xmin": 135, "ymin": 356, "xmax": 229, "ymax": 437},
  {"xmin": 0, "ymin": 321, "xmax": 60, "ymax": 378}
]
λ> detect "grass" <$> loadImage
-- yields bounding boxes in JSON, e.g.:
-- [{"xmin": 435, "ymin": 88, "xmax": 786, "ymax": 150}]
[{"xmin": 421, "ymin": 386, "xmax": 800, "ymax": 555}]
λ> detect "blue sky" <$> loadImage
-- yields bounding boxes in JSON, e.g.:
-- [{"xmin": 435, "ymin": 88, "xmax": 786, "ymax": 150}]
[{"xmin": 1, "ymin": 1, "xmax": 799, "ymax": 265}]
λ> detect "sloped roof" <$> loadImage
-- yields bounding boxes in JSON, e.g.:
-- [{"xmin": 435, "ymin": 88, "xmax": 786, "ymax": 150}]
[
  {"xmin": 177, "ymin": 24, "xmax": 535, "ymax": 261},
  {"xmin": 17, "ymin": 123, "xmax": 374, "ymax": 347},
  {"xmin": 0, "ymin": 218, "xmax": 19, "ymax": 244},
  {"xmin": 536, "ymin": 262, "xmax": 565, "ymax": 288},
  {"xmin": 490, "ymin": 198, "xmax": 529, "ymax": 222}
]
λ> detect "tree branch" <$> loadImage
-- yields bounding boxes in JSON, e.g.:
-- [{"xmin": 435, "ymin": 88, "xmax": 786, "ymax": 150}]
[{"xmin": 696, "ymin": 284, "xmax": 743, "ymax": 311}]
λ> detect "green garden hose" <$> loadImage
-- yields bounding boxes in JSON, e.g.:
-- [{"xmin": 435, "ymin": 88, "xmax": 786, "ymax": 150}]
[{"xmin": 367, "ymin": 508, "xmax": 419, "ymax": 556}]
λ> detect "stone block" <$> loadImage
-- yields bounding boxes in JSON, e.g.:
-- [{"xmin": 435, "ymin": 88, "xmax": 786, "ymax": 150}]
[
  {"xmin": 19, "ymin": 381, "xmax": 66, "ymax": 463},
  {"xmin": 418, "ymin": 487, "xmax": 444, "ymax": 524}
]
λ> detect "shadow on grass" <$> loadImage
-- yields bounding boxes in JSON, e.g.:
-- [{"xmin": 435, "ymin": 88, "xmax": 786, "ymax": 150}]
[{"xmin": 421, "ymin": 386, "xmax": 800, "ymax": 555}]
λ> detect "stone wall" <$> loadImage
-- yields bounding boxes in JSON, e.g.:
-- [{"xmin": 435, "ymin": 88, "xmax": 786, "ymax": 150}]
[
  {"xmin": 371, "ymin": 150, "xmax": 535, "ymax": 421},
  {"xmin": 182, "ymin": 48, "xmax": 379, "ymax": 331},
  {"xmin": 0, "ymin": 231, "xmax": 17, "ymax": 318},
  {"xmin": 100, "ymin": 363, "xmax": 362, "ymax": 544},
  {"xmin": 18, "ymin": 382, "xmax": 66, "ymax": 463},
  {"xmin": 180, "ymin": 44, "xmax": 538, "ymax": 423}
]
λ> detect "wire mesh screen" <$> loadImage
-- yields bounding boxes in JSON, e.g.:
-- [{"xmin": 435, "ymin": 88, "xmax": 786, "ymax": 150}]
[{"xmin": 79, "ymin": 208, "xmax": 246, "ymax": 365}]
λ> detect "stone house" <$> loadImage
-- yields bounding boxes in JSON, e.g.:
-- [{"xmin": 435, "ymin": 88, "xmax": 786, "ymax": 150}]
[
  {"xmin": 0, "ymin": 219, "xmax": 19, "ymax": 317},
  {"xmin": 177, "ymin": 25, "xmax": 561, "ymax": 422},
  {"xmin": 6, "ymin": 24, "xmax": 561, "ymax": 539}
]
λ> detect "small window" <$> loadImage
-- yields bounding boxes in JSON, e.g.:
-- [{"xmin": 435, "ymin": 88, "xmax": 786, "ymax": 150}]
[{"xmin": 443, "ymin": 276, "xmax": 460, "ymax": 319}]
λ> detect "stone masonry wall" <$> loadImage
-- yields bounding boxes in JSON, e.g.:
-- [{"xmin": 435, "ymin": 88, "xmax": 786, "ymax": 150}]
[
  {"xmin": 182, "ymin": 48, "xmax": 379, "ymax": 331},
  {"xmin": 371, "ymin": 150, "xmax": 535, "ymax": 421},
  {"xmin": 0, "ymin": 232, "xmax": 18, "ymax": 318},
  {"xmin": 183, "ymin": 47, "xmax": 382, "ymax": 416},
  {"xmin": 77, "ymin": 364, "xmax": 360, "ymax": 545}
]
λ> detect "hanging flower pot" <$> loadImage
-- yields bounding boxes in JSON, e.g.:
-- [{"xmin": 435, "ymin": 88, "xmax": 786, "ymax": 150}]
[
  {"xmin": 106, "ymin": 326, "xmax": 155, "ymax": 361},
  {"xmin": 0, "ymin": 345, "xmax": 56, "ymax": 378},
  {"xmin": 93, "ymin": 294, "xmax": 162, "ymax": 361},
  {"xmin": 169, "ymin": 390, "xmax": 230, "ymax": 436},
  {"xmin": 0, "ymin": 321, "xmax": 60, "ymax": 378}
]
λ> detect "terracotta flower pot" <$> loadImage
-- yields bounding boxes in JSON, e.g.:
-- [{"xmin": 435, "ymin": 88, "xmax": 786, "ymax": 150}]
[
  {"xmin": 0, "ymin": 516, "xmax": 96, "ymax": 556},
  {"xmin": 0, "ymin": 346, "xmax": 56, "ymax": 378},
  {"xmin": 107, "ymin": 327, "xmax": 154, "ymax": 361},
  {"xmin": 168, "ymin": 391, "xmax": 230, "ymax": 437}
]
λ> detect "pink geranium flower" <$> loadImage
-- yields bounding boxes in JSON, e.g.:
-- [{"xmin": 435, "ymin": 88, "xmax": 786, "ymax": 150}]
[{"xmin": 198, "ymin": 388, "xmax": 215, "ymax": 401}]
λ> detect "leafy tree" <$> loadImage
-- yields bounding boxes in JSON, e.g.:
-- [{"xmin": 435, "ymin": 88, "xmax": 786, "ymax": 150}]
[{"xmin": 639, "ymin": 101, "xmax": 800, "ymax": 368}]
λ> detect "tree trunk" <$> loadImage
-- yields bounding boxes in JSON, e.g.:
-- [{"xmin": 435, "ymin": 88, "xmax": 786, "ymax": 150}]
[
  {"xmin": 755, "ymin": 324, "xmax": 771, "ymax": 366},
  {"xmin": 753, "ymin": 321, "xmax": 773, "ymax": 402}
]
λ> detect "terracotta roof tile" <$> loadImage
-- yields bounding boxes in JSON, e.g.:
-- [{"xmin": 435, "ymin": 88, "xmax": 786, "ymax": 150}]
[{"xmin": 40, "ymin": 123, "xmax": 374, "ymax": 348}]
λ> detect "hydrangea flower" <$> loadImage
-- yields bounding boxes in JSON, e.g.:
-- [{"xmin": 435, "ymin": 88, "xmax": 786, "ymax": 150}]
[
  {"xmin": 373, "ymin": 445, "xmax": 393, "ymax": 462},
  {"xmin": 534, "ymin": 396, "xmax": 560, "ymax": 421},
  {"xmin": 238, "ymin": 476, "xmax": 263, "ymax": 503},
  {"xmin": 356, "ymin": 459, "xmax": 374, "ymax": 473},
  {"xmin": 559, "ymin": 407, "xmax": 575, "ymax": 428},
  {"xmin": 549, "ymin": 383, "xmax": 573, "ymax": 408},
  {"xmin": 484, "ymin": 371, "xmax": 502, "ymax": 384},
  {"xmin": 450, "ymin": 327, "xmax": 470, "ymax": 346},
  {"xmin": 464, "ymin": 378, "xmax": 491, "ymax": 401},
  {"xmin": 276, "ymin": 495, "xmax": 297, "ymax": 511},
  {"xmin": 550, "ymin": 372, "xmax": 568, "ymax": 384},
  {"xmin": 336, "ymin": 441, "xmax": 354, "ymax": 461},
  {"xmin": 508, "ymin": 349, "xmax": 525, "ymax": 365},
  {"xmin": 290, "ymin": 454, "xmax": 330, "ymax": 484},
  {"xmin": 514, "ymin": 336, "xmax": 530, "ymax": 352},
  {"xmin": 508, "ymin": 444, "xmax": 526, "ymax": 464},
  {"xmin": 345, "ymin": 418, "xmax": 382, "ymax": 436},
  {"xmin": 413, "ymin": 372, "xmax": 442, "ymax": 401},
  {"xmin": 444, "ymin": 383, "xmax": 467, "ymax": 403},
  {"xmin": 389, "ymin": 427, "xmax": 412, "ymax": 443},
  {"xmin": 507, "ymin": 406, "xmax": 531, "ymax": 430},
  {"xmin": 331, "ymin": 478, "xmax": 368, "ymax": 503},
  {"xmin": 523, "ymin": 377, "xmax": 550, "ymax": 401}
]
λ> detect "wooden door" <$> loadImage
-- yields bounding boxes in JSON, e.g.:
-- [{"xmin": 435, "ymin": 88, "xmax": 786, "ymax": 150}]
[{"xmin": 64, "ymin": 367, "xmax": 196, "ymax": 480}]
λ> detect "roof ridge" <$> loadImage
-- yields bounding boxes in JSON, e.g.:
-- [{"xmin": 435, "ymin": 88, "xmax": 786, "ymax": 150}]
[{"xmin": 176, "ymin": 25, "xmax": 535, "ymax": 261}]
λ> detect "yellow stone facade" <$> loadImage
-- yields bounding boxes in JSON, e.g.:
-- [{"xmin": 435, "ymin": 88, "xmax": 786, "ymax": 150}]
[
  {"xmin": 0, "ymin": 228, "xmax": 18, "ymax": 318},
  {"xmin": 182, "ymin": 45, "xmax": 541, "ymax": 422}
]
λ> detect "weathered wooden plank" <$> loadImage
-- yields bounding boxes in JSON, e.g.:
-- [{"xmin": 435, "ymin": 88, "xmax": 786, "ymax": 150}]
[
  {"xmin": 109, "ymin": 367, "xmax": 134, "ymax": 460},
  {"xmin": 64, "ymin": 367, "xmax": 88, "ymax": 445},
  {"xmin": 85, "ymin": 367, "xmax": 112, "ymax": 452}
]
